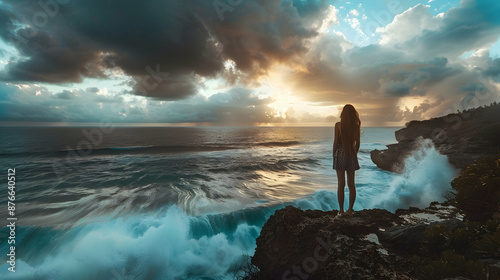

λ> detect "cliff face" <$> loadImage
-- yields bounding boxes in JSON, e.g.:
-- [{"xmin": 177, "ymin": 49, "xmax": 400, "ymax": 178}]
[
  {"xmin": 371, "ymin": 103, "xmax": 500, "ymax": 172},
  {"xmin": 251, "ymin": 204, "xmax": 462, "ymax": 280}
]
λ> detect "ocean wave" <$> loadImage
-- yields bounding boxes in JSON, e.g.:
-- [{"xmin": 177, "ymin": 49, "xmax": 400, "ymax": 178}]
[
  {"xmin": 0, "ymin": 191, "xmax": 340, "ymax": 280},
  {"xmin": 207, "ymin": 158, "xmax": 319, "ymax": 174},
  {"xmin": 0, "ymin": 206, "xmax": 262, "ymax": 280},
  {"xmin": 1, "ymin": 141, "xmax": 302, "ymax": 158},
  {"xmin": 359, "ymin": 138, "xmax": 459, "ymax": 211},
  {"xmin": 108, "ymin": 145, "xmax": 155, "ymax": 150},
  {"xmin": 256, "ymin": 141, "xmax": 301, "ymax": 147}
]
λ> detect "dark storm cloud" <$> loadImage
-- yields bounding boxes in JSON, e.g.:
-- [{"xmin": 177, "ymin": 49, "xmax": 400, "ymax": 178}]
[
  {"xmin": 0, "ymin": 6, "xmax": 16, "ymax": 39},
  {"xmin": 461, "ymin": 82, "xmax": 485, "ymax": 93},
  {"xmin": 0, "ymin": 0, "xmax": 222, "ymax": 91},
  {"xmin": 196, "ymin": 0, "xmax": 325, "ymax": 83},
  {"xmin": 0, "ymin": 1, "xmax": 108, "ymax": 83},
  {"xmin": 483, "ymin": 58, "xmax": 500, "ymax": 82},
  {"xmin": 377, "ymin": 58, "xmax": 462, "ymax": 97},
  {"xmin": 0, "ymin": 0, "xmax": 328, "ymax": 99},
  {"xmin": 383, "ymin": 81, "xmax": 410, "ymax": 96},
  {"xmin": 130, "ymin": 73, "xmax": 198, "ymax": 100}
]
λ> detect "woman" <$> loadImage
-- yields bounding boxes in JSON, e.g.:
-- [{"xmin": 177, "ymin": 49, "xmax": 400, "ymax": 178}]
[{"xmin": 333, "ymin": 104, "xmax": 361, "ymax": 216}]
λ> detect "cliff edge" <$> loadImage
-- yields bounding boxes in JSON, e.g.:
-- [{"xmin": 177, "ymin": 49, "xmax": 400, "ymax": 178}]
[
  {"xmin": 250, "ymin": 204, "xmax": 465, "ymax": 280},
  {"xmin": 370, "ymin": 103, "xmax": 500, "ymax": 172}
]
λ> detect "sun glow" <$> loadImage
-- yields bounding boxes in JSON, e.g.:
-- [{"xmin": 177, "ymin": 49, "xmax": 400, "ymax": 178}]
[
  {"xmin": 259, "ymin": 65, "xmax": 339, "ymax": 125},
  {"xmin": 398, "ymin": 96, "xmax": 429, "ymax": 111},
  {"xmin": 267, "ymin": 91, "xmax": 301, "ymax": 119}
]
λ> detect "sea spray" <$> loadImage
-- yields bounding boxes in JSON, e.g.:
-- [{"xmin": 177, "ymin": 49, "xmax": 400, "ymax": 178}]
[
  {"xmin": 365, "ymin": 137, "xmax": 459, "ymax": 211},
  {"xmin": 0, "ymin": 207, "xmax": 262, "ymax": 280}
]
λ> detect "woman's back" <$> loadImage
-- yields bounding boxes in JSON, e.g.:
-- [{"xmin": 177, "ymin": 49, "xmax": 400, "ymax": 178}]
[{"xmin": 333, "ymin": 104, "xmax": 361, "ymax": 216}]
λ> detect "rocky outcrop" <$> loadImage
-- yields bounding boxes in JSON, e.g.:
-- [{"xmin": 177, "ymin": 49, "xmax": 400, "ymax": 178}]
[
  {"xmin": 251, "ymin": 203, "xmax": 462, "ymax": 280},
  {"xmin": 371, "ymin": 103, "xmax": 500, "ymax": 172}
]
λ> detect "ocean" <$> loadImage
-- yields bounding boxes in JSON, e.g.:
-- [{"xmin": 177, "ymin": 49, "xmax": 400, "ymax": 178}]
[{"xmin": 0, "ymin": 126, "xmax": 459, "ymax": 279}]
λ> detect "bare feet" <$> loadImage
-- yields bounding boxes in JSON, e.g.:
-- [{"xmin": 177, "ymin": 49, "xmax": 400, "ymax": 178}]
[
  {"xmin": 345, "ymin": 209, "xmax": 353, "ymax": 216},
  {"xmin": 338, "ymin": 211, "xmax": 345, "ymax": 216}
]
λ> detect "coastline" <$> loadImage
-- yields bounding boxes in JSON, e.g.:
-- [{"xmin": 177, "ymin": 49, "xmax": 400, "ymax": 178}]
[{"xmin": 247, "ymin": 103, "xmax": 500, "ymax": 279}]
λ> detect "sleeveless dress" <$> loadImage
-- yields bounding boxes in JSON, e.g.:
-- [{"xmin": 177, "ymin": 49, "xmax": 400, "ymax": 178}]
[{"xmin": 333, "ymin": 130, "xmax": 360, "ymax": 171}]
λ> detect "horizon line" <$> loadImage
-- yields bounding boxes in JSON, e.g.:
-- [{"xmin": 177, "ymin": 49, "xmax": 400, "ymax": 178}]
[{"xmin": 0, "ymin": 121, "xmax": 405, "ymax": 128}]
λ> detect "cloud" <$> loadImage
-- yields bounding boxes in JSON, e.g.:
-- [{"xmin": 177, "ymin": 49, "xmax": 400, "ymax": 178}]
[
  {"xmin": 396, "ymin": 100, "xmax": 435, "ymax": 122},
  {"xmin": 0, "ymin": 0, "xmax": 499, "ymax": 126},
  {"xmin": 390, "ymin": 1, "xmax": 500, "ymax": 60},
  {"xmin": 461, "ymin": 82, "xmax": 485, "ymax": 93},
  {"xmin": 317, "ymin": 5, "xmax": 339, "ymax": 33},
  {"xmin": 0, "ymin": 83, "xmax": 288, "ymax": 125},
  {"xmin": 349, "ymin": 9, "xmax": 359, "ymax": 17},
  {"xmin": 381, "ymin": 81, "xmax": 410, "ymax": 96},
  {"xmin": 0, "ymin": 83, "xmax": 127, "ymax": 123},
  {"xmin": 86, "ymin": 87, "xmax": 100, "ymax": 93},
  {"xmin": 130, "ymin": 73, "xmax": 199, "ymax": 100},
  {"xmin": 55, "ymin": 90, "xmax": 77, "ymax": 100},
  {"xmin": 0, "ymin": 0, "xmax": 331, "ymax": 100},
  {"xmin": 288, "ymin": 0, "xmax": 500, "ymax": 124},
  {"xmin": 300, "ymin": 111, "xmax": 336, "ymax": 123},
  {"xmin": 483, "ymin": 58, "xmax": 500, "ymax": 81},
  {"xmin": 377, "ymin": 4, "xmax": 441, "ymax": 46}
]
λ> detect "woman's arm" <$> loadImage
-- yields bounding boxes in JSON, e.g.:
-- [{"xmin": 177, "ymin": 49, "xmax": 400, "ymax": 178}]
[
  {"xmin": 355, "ymin": 125, "xmax": 360, "ymax": 153},
  {"xmin": 333, "ymin": 122, "xmax": 340, "ymax": 155}
]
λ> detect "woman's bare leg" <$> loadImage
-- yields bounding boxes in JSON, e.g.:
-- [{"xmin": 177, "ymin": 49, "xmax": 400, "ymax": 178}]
[
  {"xmin": 346, "ymin": 170, "xmax": 356, "ymax": 216},
  {"xmin": 336, "ymin": 169, "xmax": 346, "ymax": 215}
]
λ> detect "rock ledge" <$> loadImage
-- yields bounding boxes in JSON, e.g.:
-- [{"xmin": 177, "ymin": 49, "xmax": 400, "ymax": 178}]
[{"xmin": 251, "ymin": 203, "xmax": 462, "ymax": 280}]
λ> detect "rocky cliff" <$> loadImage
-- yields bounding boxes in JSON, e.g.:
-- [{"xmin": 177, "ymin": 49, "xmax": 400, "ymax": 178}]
[
  {"xmin": 248, "ymin": 192, "xmax": 500, "ymax": 279},
  {"xmin": 370, "ymin": 103, "xmax": 500, "ymax": 173},
  {"xmin": 250, "ymin": 203, "xmax": 464, "ymax": 280}
]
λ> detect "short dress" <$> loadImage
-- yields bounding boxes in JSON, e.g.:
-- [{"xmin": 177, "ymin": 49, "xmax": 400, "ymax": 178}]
[{"xmin": 333, "ymin": 138, "xmax": 360, "ymax": 171}]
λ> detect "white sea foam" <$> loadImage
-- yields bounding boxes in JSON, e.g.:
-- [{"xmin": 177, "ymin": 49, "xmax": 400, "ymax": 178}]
[
  {"xmin": 360, "ymin": 138, "xmax": 459, "ymax": 211},
  {"xmin": 0, "ymin": 207, "xmax": 261, "ymax": 280}
]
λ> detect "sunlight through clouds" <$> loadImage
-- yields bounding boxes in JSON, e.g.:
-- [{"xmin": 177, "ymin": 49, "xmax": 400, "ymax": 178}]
[{"xmin": 0, "ymin": 0, "xmax": 498, "ymax": 126}]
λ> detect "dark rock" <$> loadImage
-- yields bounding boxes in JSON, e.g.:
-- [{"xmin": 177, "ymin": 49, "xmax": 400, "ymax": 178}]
[
  {"xmin": 395, "ymin": 206, "xmax": 422, "ymax": 216},
  {"xmin": 371, "ymin": 103, "xmax": 500, "ymax": 172},
  {"xmin": 378, "ymin": 219, "xmax": 464, "ymax": 255},
  {"xmin": 316, "ymin": 235, "xmax": 412, "ymax": 280},
  {"xmin": 431, "ymin": 218, "xmax": 464, "ymax": 232},
  {"xmin": 250, "ymin": 203, "xmax": 469, "ymax": 279},
  {"xmin": 251, "ymin": 206, "xmax": 410, "ymax": 279},
  {"xmin": 370, "ymin": 140, "xmax": 417, "ymax": 173},
  {"xmin": 378, "ymin": 224, "xmax": 429, "ymax": 255}
]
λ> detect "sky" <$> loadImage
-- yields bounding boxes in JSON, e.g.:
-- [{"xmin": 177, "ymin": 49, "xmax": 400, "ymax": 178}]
[{"xmin": 0, "ymin": 0, "xmax": 499, "ymax": 126}]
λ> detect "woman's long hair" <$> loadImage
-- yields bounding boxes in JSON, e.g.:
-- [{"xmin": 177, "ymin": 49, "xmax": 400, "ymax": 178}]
[{"xmin": 340, "ymin": 104, "xmax": 361, "ymax": 154}]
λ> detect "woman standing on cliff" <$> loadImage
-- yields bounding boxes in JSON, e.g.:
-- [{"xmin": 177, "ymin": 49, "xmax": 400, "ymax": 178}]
[{"xmin": 333, "ymin": 104, "xmax": 361, "ymax": 216}]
